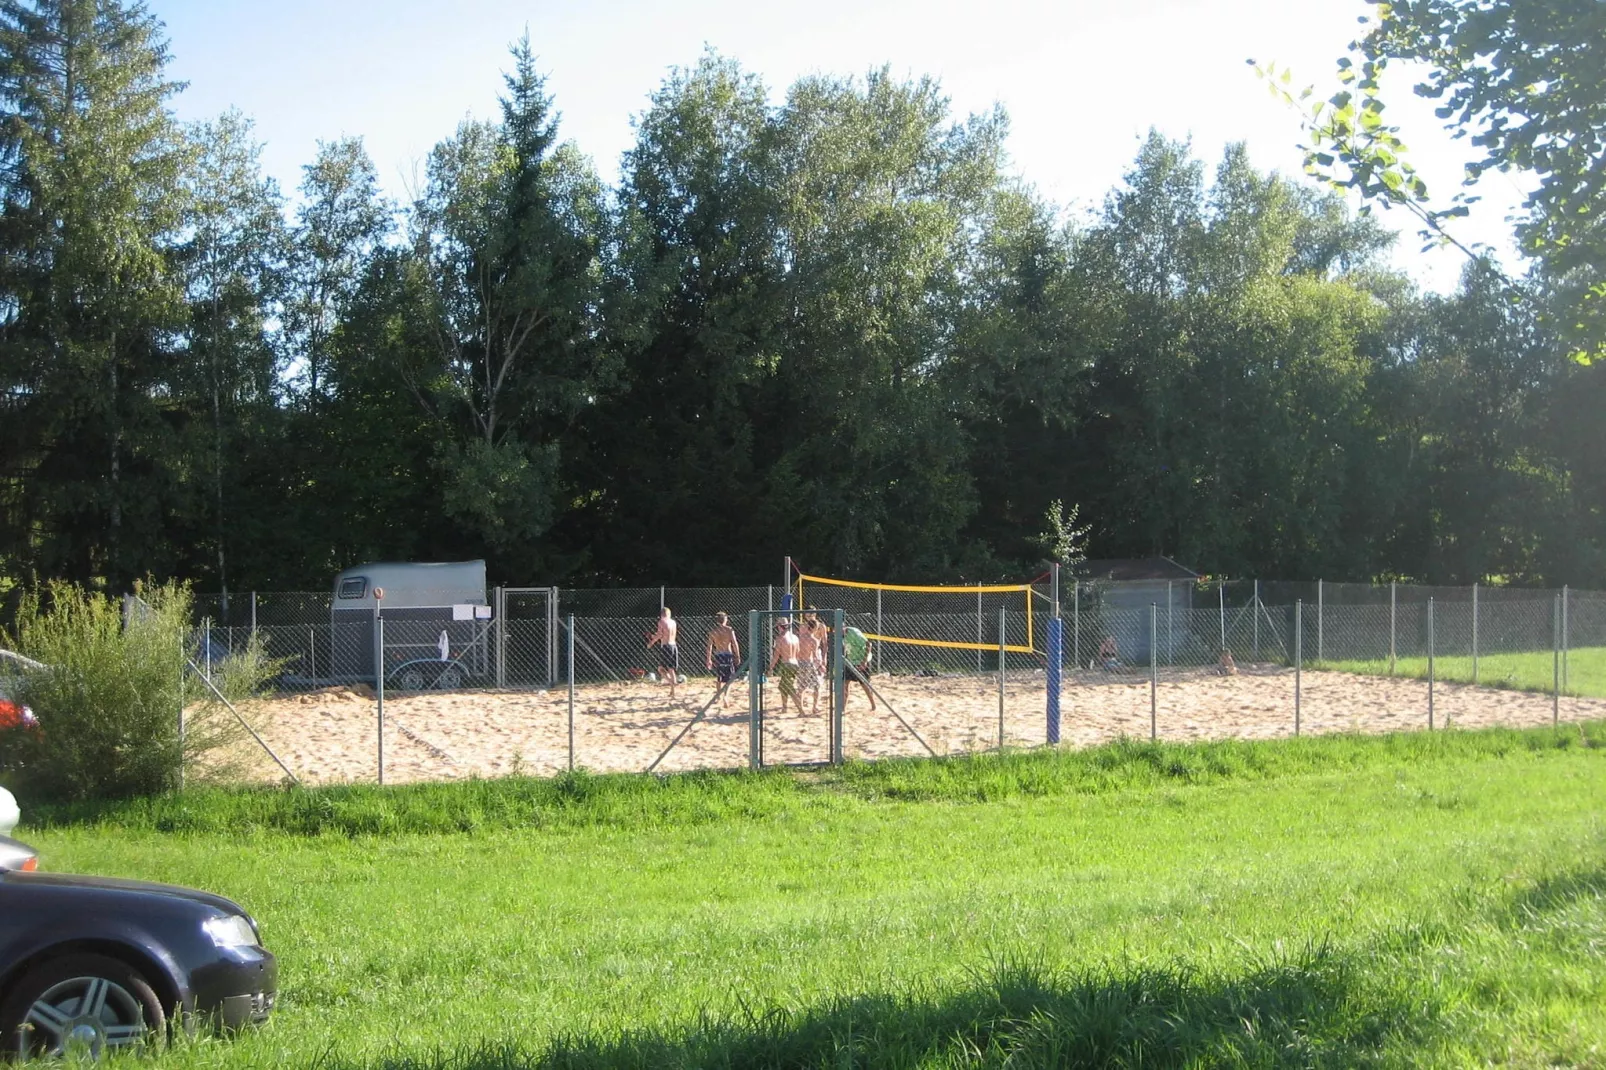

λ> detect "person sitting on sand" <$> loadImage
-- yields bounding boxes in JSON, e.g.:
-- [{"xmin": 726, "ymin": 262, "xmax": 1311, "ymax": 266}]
[
  {"xmin": 705, "ymin": 612, "xmax": 741, "ymax": 708},
  {"xmin": 1096, "ymin": 635, "xmax": 1121, "ymax": 672},
  {"xmin": 1214, "ymin": 648, "xmax": 1238, "ymax": 676},
  {"xmin": 768, "ymin": 618, "xmax": 801, "ymax": 715}
]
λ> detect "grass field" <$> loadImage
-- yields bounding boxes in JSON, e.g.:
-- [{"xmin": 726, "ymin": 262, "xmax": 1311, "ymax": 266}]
[
  {"xmin": 15, "ymin": 723, "xmax": 1606, "ymax": 1068},
  {"xmin": 1322, "ymin": 644, "xmax": 1606, "ymax": 698}
]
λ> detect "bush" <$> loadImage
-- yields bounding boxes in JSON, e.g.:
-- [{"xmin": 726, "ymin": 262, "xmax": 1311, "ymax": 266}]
[{"xmin": 0, "ymin": 580, "xmax": 278, "ymax": 802}]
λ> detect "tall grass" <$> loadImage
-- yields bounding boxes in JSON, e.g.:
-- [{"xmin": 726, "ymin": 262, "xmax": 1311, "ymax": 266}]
[{"xmin": 20, "ymin": 718, "xmax": 1602, "ymax": 836}]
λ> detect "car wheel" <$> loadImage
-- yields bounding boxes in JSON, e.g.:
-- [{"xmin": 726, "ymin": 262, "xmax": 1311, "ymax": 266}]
[
  {"xmin": 397, "ymin": 668, "xmax": 426, "ymax": 691},
  {"xmin": 0, "ymin": 952, "xmax": 166, "ymax": 1059},
  {"xmin": 434, "ymin": 666, "xmax": 463, "ymax": 690}
]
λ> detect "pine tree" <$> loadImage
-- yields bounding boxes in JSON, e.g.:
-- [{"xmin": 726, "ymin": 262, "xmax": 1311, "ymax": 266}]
[{"xmin": 0, "ymin": 0, "xmax": 189, "ymax": 585}]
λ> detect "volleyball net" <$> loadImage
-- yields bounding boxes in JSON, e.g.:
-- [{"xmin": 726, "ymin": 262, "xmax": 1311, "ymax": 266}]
[{"xmin": 793, "ymin": 571, "xmax": 1042, "ymax": 671}]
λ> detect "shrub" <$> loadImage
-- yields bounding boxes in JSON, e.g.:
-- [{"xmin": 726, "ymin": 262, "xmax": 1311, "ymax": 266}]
[{"xmin": 0, "ymin": 580, "xmax": 278, "ymax": 802}]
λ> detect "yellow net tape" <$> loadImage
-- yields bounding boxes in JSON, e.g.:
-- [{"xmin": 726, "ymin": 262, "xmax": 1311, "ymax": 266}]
[
  {"xmin": 796, "ymin": 573, "xmax": 1039, "ymax": 654},
  {"xmin": 797, "ymin": 573, "xmax": 1031, "ymax": 594},
  {"xmin": 865, "ymin": 634, "xmax": 1036, "ymax": 654}
]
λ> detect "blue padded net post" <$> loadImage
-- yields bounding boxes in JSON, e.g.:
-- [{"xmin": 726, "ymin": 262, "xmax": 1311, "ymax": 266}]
[{"xmin": 1046, "ymin": 616, "xmax": 1063, "ymax": 744}]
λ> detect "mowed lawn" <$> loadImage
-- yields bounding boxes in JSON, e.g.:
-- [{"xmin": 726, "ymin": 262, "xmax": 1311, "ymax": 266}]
[
  {"xmin": 1325, "ymin": 644, "xmax": 1606, "ymax": 698},
  {"xmin": 17, "ymin": 725, "xmax": 1606, "ymax": 1069}
]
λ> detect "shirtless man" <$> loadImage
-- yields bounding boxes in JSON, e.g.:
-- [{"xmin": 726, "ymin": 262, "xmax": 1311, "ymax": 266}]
[
  {"xmin": 796, "ymin": 610, "xmax": 826, "ymax": 715},
  {"xmin": 767, "ymin": 618, "xmax": 801, "ymax": 715},
  {"xmin": 705, "ymin": 611, "xmax": 742, "ymax": 708},
  {"xmin": 646, "ymin": 606, "xmax": 680, "ymax": 699}
]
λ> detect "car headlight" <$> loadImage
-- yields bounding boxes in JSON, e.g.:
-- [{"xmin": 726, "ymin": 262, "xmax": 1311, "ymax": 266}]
[{"xmin": 203, "ymin": 914, "xmax": 259, "ymax": 948}]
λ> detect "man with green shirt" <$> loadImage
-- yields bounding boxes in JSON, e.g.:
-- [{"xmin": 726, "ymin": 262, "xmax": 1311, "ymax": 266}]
[{"xmin": 842, "ymin": 624, "xmax": 875, "ymax": 710}]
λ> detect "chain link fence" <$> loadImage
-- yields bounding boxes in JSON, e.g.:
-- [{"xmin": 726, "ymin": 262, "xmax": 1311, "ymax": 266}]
[{"xmin": 187, "ymin": 579, "xmax": 1606, "ymax": 787}]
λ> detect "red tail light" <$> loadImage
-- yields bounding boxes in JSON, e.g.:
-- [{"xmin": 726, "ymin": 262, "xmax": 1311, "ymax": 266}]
[{"xmin": 20, "ymin": 857, "xmax": 37, "ymax": 872}]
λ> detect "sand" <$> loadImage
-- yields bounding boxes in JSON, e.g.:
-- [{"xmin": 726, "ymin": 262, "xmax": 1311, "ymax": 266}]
[{"xmin": 217, "ymin": 666, "xmax": 1606, "ymax": 786}]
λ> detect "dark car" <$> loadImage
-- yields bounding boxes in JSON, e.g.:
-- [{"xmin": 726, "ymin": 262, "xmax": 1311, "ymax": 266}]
[{"xmin": 0, "ymin": 838, "xmax": 276, "ymax": 1058}]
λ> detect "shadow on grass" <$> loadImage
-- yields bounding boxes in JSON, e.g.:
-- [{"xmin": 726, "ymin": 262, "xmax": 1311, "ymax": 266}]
[
  {"xmin": 332, "ymin": 947, "xmax": 1434, "ymax": 1070},
  {"xmin": 1507, "ymin": 865, "xmax": 1606, "ymax": 923}
]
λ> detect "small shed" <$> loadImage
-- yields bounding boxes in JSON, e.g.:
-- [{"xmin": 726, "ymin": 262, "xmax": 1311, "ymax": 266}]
[
  {"xmin": 330, "ymin": 561, "xmax": 491, "ymax": 682},
  {"xmin": 1077, "ymin": 557, "xmax": 1200, "ymax": 662}
]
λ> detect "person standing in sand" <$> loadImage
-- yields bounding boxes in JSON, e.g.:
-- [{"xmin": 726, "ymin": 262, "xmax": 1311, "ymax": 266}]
[
  {"xmin": 842, "ymin": 624, "xmax": 876, "ymax": 710},
  {"xmin": 646, "ymin": 606, "xmax": 680, "ymax": 699},
  {"xmin": 768, "ymin": 618, "xmax": 801, "ymax": 715},
  {"xmin": 796, "ymin": 609, "xmax": 825, "ymax": 715},
  {"xmin": 705, "ymin": 612, "xmax": 741, "ymax": 708}
]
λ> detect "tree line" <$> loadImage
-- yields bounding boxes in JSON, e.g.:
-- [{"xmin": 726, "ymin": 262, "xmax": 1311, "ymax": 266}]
[{"xmin": 1, "ymin": 0, "xmax": 1602, "ymax": 601}]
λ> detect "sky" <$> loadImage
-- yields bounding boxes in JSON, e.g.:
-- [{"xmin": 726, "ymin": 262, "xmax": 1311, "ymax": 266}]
[{"xmin": 150, "ymin": 0, "xmax": 1531, "ymax": 294}]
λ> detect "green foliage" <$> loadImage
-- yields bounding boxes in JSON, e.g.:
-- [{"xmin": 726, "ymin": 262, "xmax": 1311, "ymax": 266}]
[
  {"xmin": 0, "ymin": 14, "xmax": 1602, "ymax": 592},
  {"xmin": 0, "ymin": 580, "xmax": 277, "ymax": 800},
  {"xmin": 1259, "ymin": 0, "xmax": 1606, "ymax": 364}
]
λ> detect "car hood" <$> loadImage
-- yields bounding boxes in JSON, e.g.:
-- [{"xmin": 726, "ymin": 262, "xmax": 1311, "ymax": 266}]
[{"xmin": 5, "ymin": 870, "xmax": 248, "ymax": 916}]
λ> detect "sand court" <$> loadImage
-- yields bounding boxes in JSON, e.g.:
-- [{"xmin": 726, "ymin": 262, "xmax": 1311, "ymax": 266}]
[{"xmin": 218, "ymin": 666, "xmax": 1606, "ymax": 785}]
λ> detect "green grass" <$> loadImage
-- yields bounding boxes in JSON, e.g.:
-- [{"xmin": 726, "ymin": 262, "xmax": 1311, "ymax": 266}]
[
  {"xmin": 12, "ymin": 722, "xmax": 1606, "ymax": 1068},
  {"xmin": 1321, "ymin": 643, "xmax": 1606, "ymax": 698}
]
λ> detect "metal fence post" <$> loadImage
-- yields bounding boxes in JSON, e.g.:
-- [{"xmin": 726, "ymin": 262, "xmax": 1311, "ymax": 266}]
[
  {"xmin": 1317, "ymin": 579, "xmax": 1324, "ymax": 664},
  {"xmin": 1471, "ymin": 582, "xmax": 1479, "ymax": 685},
  {"xmin": 376, "ymin": 615, "xmax": 385, "ymax": 786},
  {"xmin": 1149, "ymin": 603, "xmax": 1158, "ymax": 742},
  {"xmin": 1218, "ymin": 582, "xmax": 1226, "ymax": 653},
  {"xmin": 250, "ymin": 591, "xmax": 257, "ymax": 643},
  {"xmin": 309, "ymin": 626, "xmax": 315, "ymax": 679},
  {"xmin": 202, "ymin": 616, "xmax": 212, "ymax": 683},
  {"xmin": 1427, "ymin": 597, "xmax": 1435, "ymax": 731},
  {"xmin": 495, "ymin": 587, "xmax": 506, "ymax": 688},
  {"xmin": 574, "ymin": 613, "xmax": 581, "ymax": 771},
  {"xmin": 1389, "ymin": 581, "xmax": 1397, "ymax": 675},
  {"xmin": 875, "ymin": 588, "xmax": 883, "ymax": 673},
  {"xmin": 997, "ymin": 607, "xmax": 1007, "ymax": 751},
  {"xmin": 1562, "ymin": 585, "xmax": 1570, "ymax": 693},
  {"xmin": 1252, "ymin": 579, "xmax": 1260, "ymax": 661},
  {"xmin": 748, "ymin": 610, "xmax": 762, "ymax": 769},
  {"xmin": 1166, "ymin": 581, "xmax": 1174, "ymax": 666},
  {"xmin": 1294, "ymin": 600, "xmax": 1302, "ymax": 737},
  {"xmin": 1553, "ymin": 594, "xmax": 1561, "ymax": 725},
  {"xmin": 1073, "ymin": 581, "xmax": 1081, "ymax": 669},
  {"xmin": 976, "ymin": 586, "xmax": 984, "ymax": 674},
  {"xmin": 832, "ymin": 609, "xmax": 846, "ymax": 764},
  {"xmin": 547, "ymin": 588, "xmax": 559, "ymax": 687}
]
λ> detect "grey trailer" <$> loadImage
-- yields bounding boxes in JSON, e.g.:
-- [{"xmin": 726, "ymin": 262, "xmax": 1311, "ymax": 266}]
[{"xmin": 330, "ymin": 561, "xmax": 491, "ymax": 683}]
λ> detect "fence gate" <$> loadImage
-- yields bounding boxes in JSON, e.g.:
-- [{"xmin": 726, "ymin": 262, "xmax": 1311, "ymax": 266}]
[{"xmin": 498, "ymin": 587, "xmax": 557, "ymax": 687}]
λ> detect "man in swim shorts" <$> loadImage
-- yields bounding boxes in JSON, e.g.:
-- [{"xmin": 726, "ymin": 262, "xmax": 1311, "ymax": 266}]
[
  {"xmin": 705, "ymin": 611, "xmax": 741, "ymax": 708},
  {"xmin": 796, "ymin": 609, "xmax": 825, "ymax": 715},
  {"xmin": 768, "ymin": 618, "xmax": 801, "ymax": 714},
  {"xmin": 647, "ymin": 606, "xmax": 680, "ymax": 699}
]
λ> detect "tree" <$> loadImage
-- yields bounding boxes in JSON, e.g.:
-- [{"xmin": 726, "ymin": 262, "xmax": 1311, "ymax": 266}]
[
  {"xmin": 569, "ymin": 52, "xmax": 785, "ymax": 582},
  {"xmin": 769, "ymin": 68, "xmax": 1007, "ymax": 576},
  {"xmin": 1260, "ymin": 0, "xmax": 1606, "ymax": 361},
  {"xmin": 174, "ymin": 109, "xmax": 286, "ymax": 599},
  {"xmin": 404, "ymin": 36, "xmax": 605, "ymax": 560},
  {"xmin": 0, "ymin": 0, "xmax": 190, "ymax": 586},
  {"xmin": 283, "ymin": 136, "xmax": 389, "ymax": 409}
]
